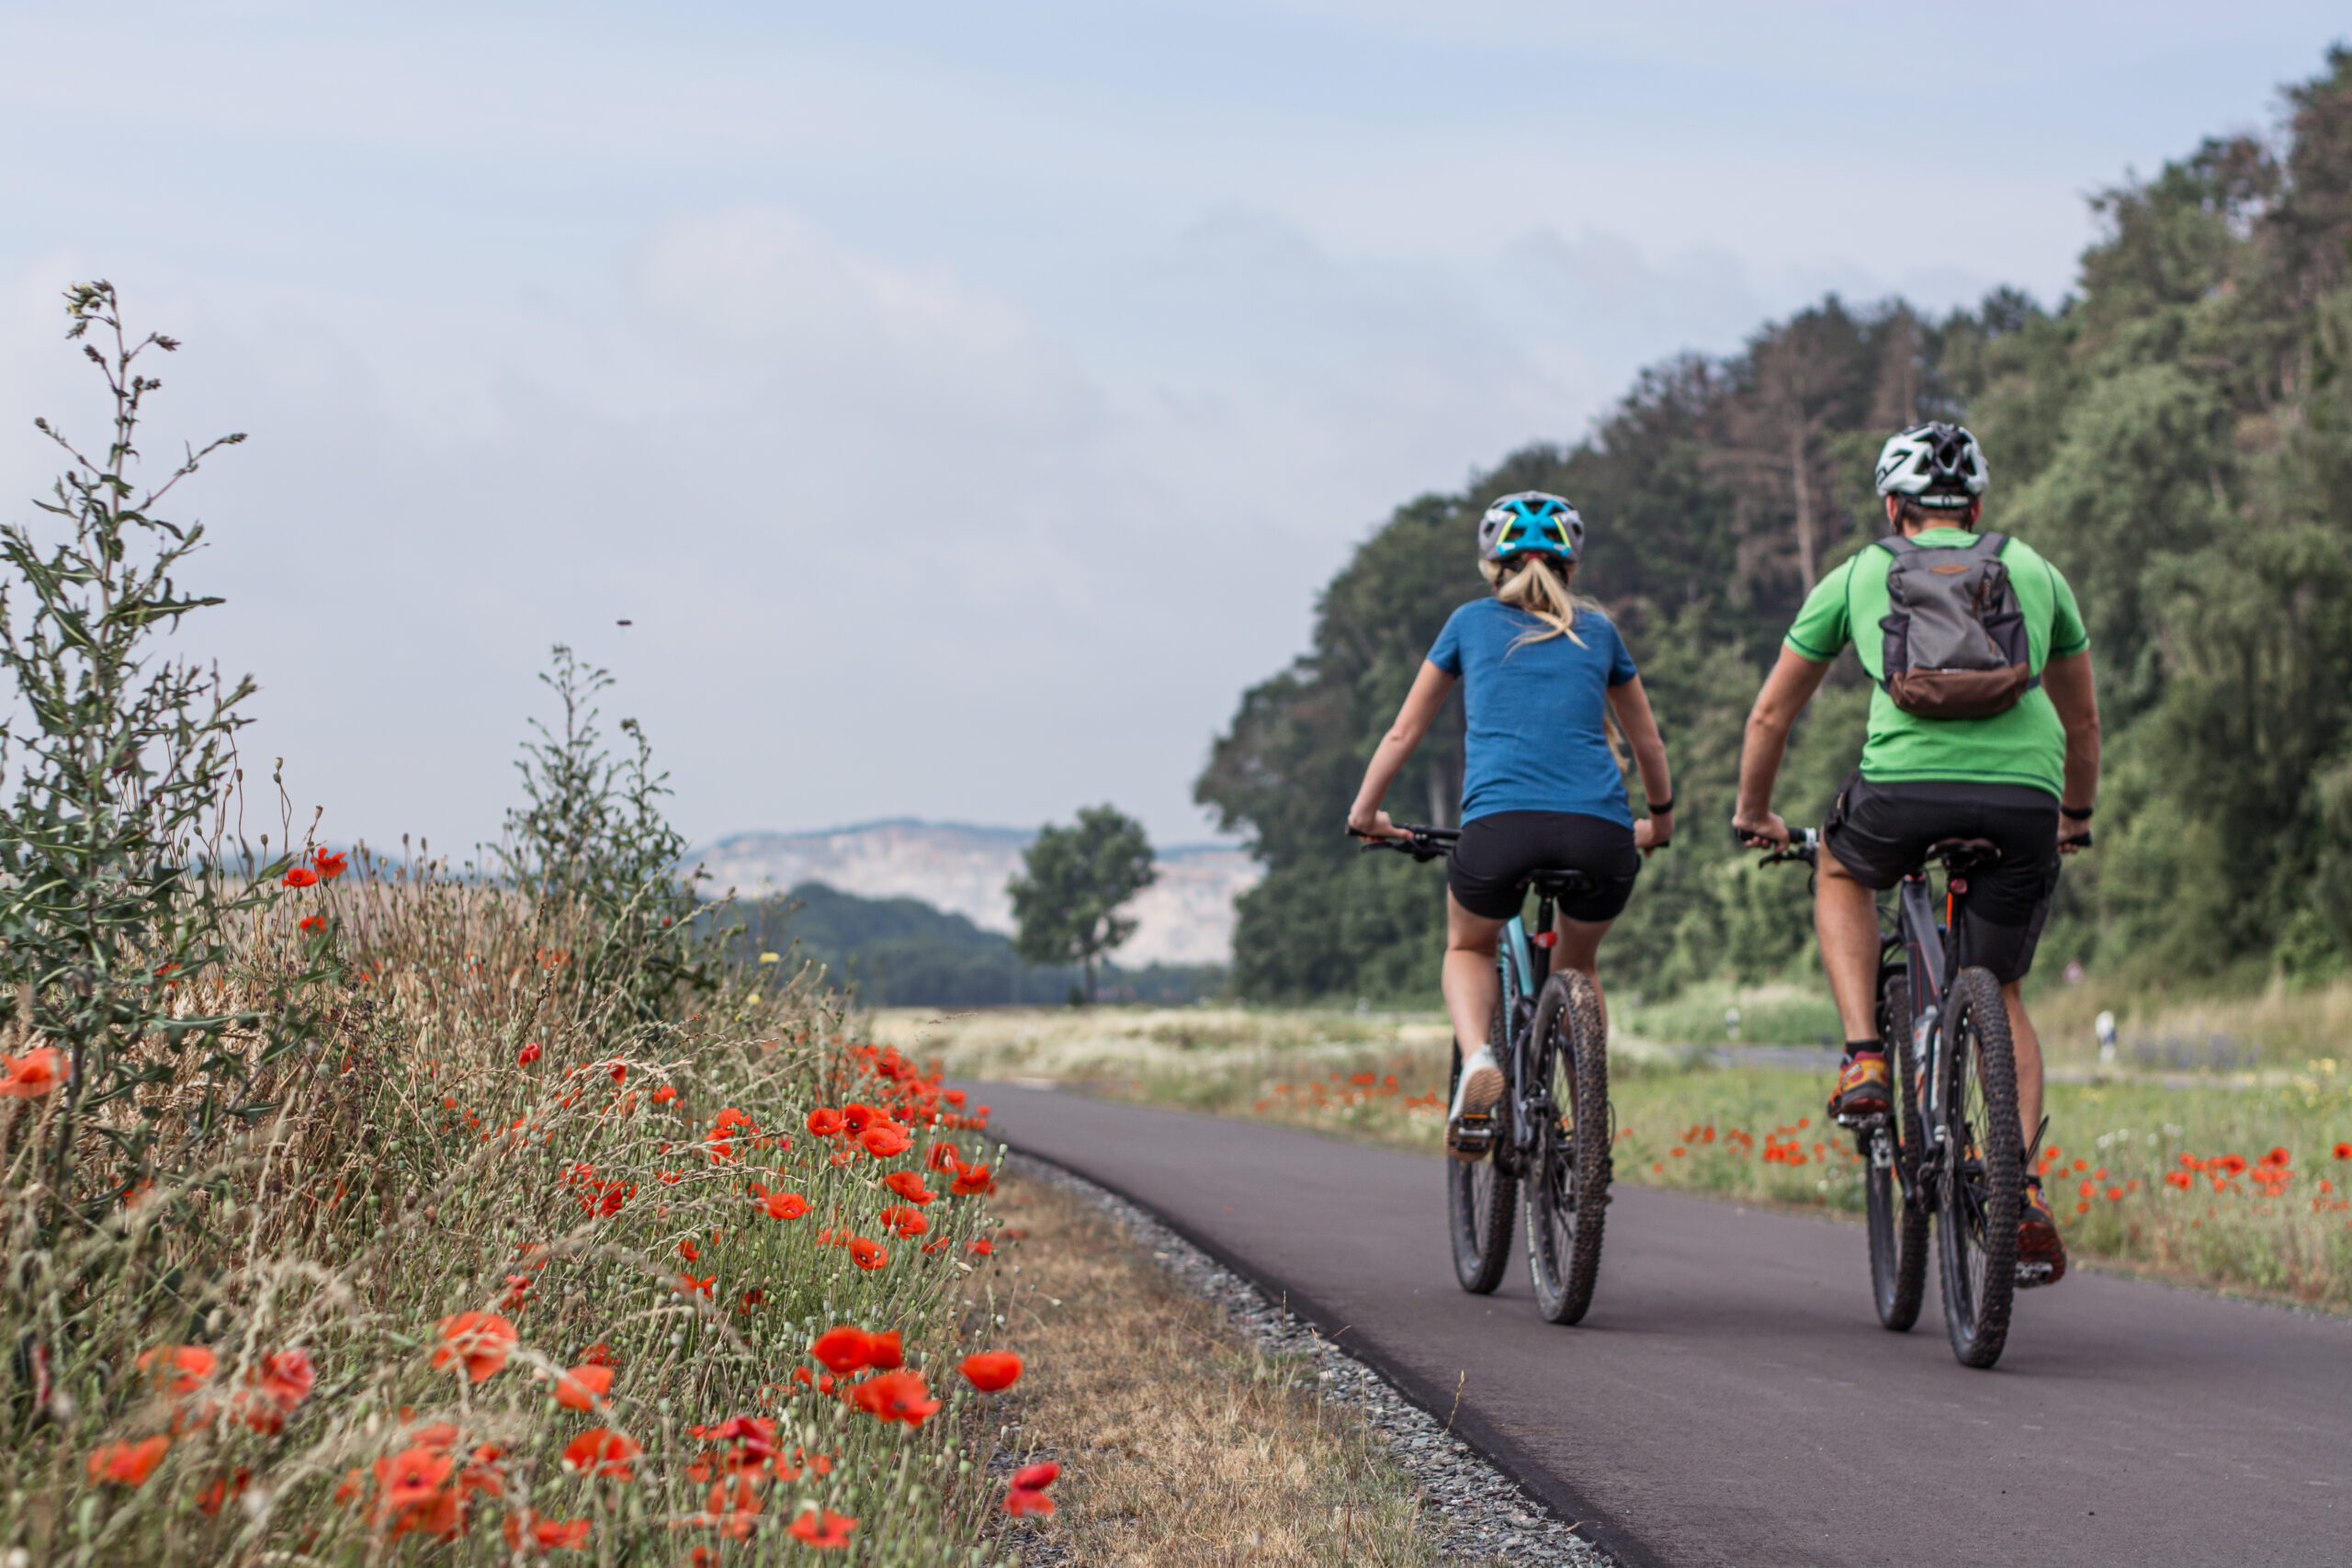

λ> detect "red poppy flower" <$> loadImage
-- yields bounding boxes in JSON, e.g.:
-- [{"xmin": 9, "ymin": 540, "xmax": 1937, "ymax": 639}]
[
  {"xmin": 1005, "ymin": 1483, "xmax": 1056, "ymax": 1517},
  {"xmin": 968, "ymin": 1237, "xmax": 995, "ymax": 1257},
  {"xmin": 652, "ymin": 1085, "xmax": 677, "ymax": 1105},
  {"xmin": 518, "ymin": 1042, "xmax": 542, "ymax": 1066},
  {"xmin": 378, "ymin": 1445, "xmax": 454, "ymax": 1510},
  {"xmin": 196, "ymin": 1469, "xmax": 252, "ymax": 1517},
  {"xmin": 431, "ymin": 1313, "xmax": 518, "ymax": 1382},
  {"xmin": 2335, "ymin": 1143, "xmax": 2352, "ymax": 1161},
  {"xmin": 806, "ymin": 1108, "xmax": 844, "ymax": 1137},
  {"xmin": 877, "ymin": 1204, "xmax": 930, "ymax": 1239},
  {"xmin": 710, "ymin": 1415, "xmax": 779, "ymax": 1472},
  {"xmin": 678, "ymin": 1273, "xmax": 715, "ymax": 1298},
  {"xmin": 298, "ymin": 914, "xmax": 326, "ymax": 934},
  {"xmin": 312, "ymin": 848, "xmax": 348, "ymax": 880},
  {"xmin": 883, "ymin": 1171, "xmax": 935, "ymax": 1205},
  {"xmin": 950, "ymin": 1163, "xmax": 995, "ymax": 1197},
  {"xmin": 861, "ymin": 1123, "xmax": 913, "ymax": 1159},
  {"xmin": 927, "ymin": 1141, "xmax": 962, "ymax": 1172},
  {"xmin": 137, "ymin": 1345, "xmax": 218, "ymax": 1397},
  {"xmin": 504, "ymin": 1510, "xmax": 592, "ymax": 1554},
  {"xmin": 87, "ymin": 1436, "xmax": 171, "ymax": 1488},
  {"xmin": 811, "ymin": 1326, "xmax": 875, "ymax": 1375},
  {"xmin": 678, "ymin": 1238, "xmax": 700, "ymax": 1263},
  {"xmin": 560, "ymin": 1428, "xmax": 641, "ymax": 1482},
  {"xmin": 1012, "ymin": 1461, "xmax": 1059, "ymax": 1492},
  {"xmin": 0, "ymin": 1047, "xmax": 64, "ymax": 1100},
  {"xmin": 960, "ymin": 1351, "xmax": 1022, "ymax": 1393},
  {"xmin": 849, "ymin": 1236, "xmax": 889, "ymax": 1271},
  {"xmin": 850, "ymin": 1369, "xmax": 940, "ymax": 1427},
  {"xmin": 282, "ymin": 865, "xmax": 319, "ymax": 889},
  {"xmin": 2262, "ymin": 1146, "xmax": 2291, "ymax": 1167},
  {"xmin": 554, "ymin": 1364, "xmax": 613, "ymax": 1412},
  {"xmin": 240, "ymin": 1348, "xmax": 316, "ymax": 1432},
  {"xmin": 759, "ymin": 1190, "xmax": 810, "ymax": 1222},
  {"xmin": 863, "ymin": 1330, "xmax": 903, "ymax": 1371},
  {"xmin": 842, "ymin": 1104, "xmax": 878, "ymax": 1134},
  {"xmin": 787, "ymin": 1508, "xmax": 858, "ymax": 1550}
]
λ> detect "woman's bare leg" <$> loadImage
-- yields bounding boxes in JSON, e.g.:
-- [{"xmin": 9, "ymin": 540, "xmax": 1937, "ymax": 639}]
[
  {"xmin": 1551, "ymin": 912, "xmax": 1615, "ymax": 1030},
  {"xmin": 1442, "ymin": 892, "xmax": 1509, "ymax": 1058}
]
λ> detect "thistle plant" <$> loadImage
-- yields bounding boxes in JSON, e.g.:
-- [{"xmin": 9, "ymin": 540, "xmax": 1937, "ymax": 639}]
[{"xmin": 0, "ymin": 282, "xmax": 321, "ymax": 1215}]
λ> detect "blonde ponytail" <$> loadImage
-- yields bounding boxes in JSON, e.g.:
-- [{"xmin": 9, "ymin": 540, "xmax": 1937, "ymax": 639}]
[{"xmin": 1479, "ymin": 556, "xmax": 1594, "ymax": 649}]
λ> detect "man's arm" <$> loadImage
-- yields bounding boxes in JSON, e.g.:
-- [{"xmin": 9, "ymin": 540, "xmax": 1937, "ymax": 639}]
[
  {"xmin": 1732, "ymin": 647, "xmax": 1835, "ymax": 847},
  {"xmin": 2041, "ymin": 649, "xmax": 2100, "ymax": 852}
]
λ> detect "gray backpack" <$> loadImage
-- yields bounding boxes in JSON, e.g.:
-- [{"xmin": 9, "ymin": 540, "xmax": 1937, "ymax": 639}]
[{"xmin": 1876, "ymin": 532, "xmax": 2032, "ymax": 720}]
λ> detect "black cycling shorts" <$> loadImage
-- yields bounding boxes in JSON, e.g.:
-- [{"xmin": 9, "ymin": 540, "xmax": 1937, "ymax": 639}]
[
  {"xmin": 1823, "ymin": 774, "xmax": 2061, "ymax": 985},
  {"xmin": 1447, "ymin": 811, "xmax": 1640, "ymax": 924}
]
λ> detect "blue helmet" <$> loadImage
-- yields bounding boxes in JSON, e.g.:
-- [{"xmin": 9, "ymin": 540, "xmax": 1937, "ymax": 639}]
[{"xmin": 1477, "ymin": 491, "xmax": 1583, "ymax": 564}]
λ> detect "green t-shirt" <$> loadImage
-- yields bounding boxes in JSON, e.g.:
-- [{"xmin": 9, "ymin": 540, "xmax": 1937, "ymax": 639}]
[{"xmin": 1784, "ymin": 528, "xmax": 2088, "ymax": 796}]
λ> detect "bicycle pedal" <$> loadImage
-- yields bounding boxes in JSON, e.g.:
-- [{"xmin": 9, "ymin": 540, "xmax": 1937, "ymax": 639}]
[{"xmin": 2015, "ymin": 1260, "xmax": 2057, "ymax": 1289}]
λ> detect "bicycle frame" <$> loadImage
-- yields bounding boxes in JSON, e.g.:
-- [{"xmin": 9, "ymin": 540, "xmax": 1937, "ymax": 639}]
[
  {"xmin": 1495, "ymin": 891, "xmax": 1566, "ymax": 1168},
  {"xmin": 1890, "ymin": 868, "xmax": 1972, "ymax": 1197}
]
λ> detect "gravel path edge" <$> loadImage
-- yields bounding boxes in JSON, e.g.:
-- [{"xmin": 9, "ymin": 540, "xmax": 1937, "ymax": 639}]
[{"xmin": 1004, "ymin": 1150, "xmax": 1617, "ymax": 1566}]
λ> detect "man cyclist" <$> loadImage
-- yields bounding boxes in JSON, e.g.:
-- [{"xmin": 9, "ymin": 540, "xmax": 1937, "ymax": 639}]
[{"xmin": 1731, "ymin": 423, "xmax": 2100, "ymax": 1284}]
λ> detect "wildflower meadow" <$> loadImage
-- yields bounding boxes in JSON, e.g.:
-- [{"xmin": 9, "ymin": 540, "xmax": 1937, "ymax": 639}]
[{"xmin": 0, "ymin": 287, "xmax": 1040, "ymax": 1562}]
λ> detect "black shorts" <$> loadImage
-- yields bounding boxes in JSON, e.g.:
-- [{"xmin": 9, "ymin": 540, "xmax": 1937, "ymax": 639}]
[
  {"xmin": 1823, "ymin": 774, "xmax": 2061, "ymax": 985},
  {"xmin": 1447, "ymin": 811, "xmax": 1640, "ymax": 924}
]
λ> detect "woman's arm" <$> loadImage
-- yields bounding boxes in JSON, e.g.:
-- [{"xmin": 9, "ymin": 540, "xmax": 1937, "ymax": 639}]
[
  {"xmin": 1605, "ymin": 674, "xmax": 1675, "ymax": 852},
  {"xmin": 1348, "ymin": 660, "xmax": 1456, "ymax": 839}
]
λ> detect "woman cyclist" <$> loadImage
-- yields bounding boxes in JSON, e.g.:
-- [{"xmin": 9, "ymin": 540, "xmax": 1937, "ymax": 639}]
[{"xmin": 1347, "ymin": 492, "xmax": 1674, "ymax": 1158}]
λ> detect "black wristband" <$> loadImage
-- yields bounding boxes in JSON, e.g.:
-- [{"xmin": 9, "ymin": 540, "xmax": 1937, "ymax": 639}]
[
  {"xmin": 2061, "ymin": 804, "xmax": 2094, "ymax": 821},
  {"xmin": 1646, "ymin": 796, "xmax": 1674, "ymax": 815}
]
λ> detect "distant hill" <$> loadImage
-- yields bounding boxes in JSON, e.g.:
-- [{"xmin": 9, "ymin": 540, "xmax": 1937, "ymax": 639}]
[
  {"xmin": 719, "ymin": 881, "xmax": 1223, "ymax": 1008},
  {"xmin": 695, "ymin": 818, "xmax": 1259, "ymax": 966}
]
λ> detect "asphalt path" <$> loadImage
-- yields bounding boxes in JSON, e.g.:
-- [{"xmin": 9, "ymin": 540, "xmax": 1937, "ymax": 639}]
[{"xmin": 961, "ymin": 1082, "xmax": 2350, "ymax": 1568}]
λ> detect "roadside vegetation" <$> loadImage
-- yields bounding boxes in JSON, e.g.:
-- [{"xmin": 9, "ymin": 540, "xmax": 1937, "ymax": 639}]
[{"xmin": 0, "ymin": 287, "xmax": 1036, "ymax": 1563}]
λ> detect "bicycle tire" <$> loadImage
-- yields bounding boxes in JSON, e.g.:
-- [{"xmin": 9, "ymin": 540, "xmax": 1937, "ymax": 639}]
[
  {"xmin": 1523, "ymin": 970, "xmax": 1610, "ymax": 1325},
  {"xmin": 1447, "ymin": 996, "xmax": 1518, "ymax": 1295},
  {"xmin": 1864, "ymin": 967, "xmax": 1929, "ymax": 1332},
  {"xmin": 1935, "ymin": 966, "xmax": 2022, "ymax": 1369}
]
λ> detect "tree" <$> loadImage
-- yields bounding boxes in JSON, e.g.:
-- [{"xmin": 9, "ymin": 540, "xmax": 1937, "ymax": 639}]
[{"xmin": 1007, "ymin": 806, "xmax": 1157, "ymax": 1003}]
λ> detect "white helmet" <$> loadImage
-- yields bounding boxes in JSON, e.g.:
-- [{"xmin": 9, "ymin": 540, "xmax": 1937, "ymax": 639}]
[{"xmin": 1874, "ymin": 422, "xmax": 1987, "ymax": 510}]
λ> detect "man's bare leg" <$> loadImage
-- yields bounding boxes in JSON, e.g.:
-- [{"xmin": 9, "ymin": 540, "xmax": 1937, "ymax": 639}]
[{"xmin": 1815, "ymin": 852, "xmax": 1882, "ymax": 1041}]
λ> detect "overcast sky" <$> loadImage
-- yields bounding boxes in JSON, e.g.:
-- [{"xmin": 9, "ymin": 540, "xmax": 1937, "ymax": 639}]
[{"xmin": 3, "ymin": 2, "xmax": 2344, "ymax": 852}]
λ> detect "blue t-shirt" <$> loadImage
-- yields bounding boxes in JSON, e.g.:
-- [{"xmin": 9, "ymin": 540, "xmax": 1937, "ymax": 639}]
[{"xmin": 1427, "ymin": 598, "xmax": 1637, "ymax": 827}]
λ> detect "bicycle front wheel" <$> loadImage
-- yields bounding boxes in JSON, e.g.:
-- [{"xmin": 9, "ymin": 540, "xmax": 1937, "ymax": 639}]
[
  {"xmin": 1524, "ymin": 971, "xmax": 1610, "ymax": 1325},
  {"xmin": 1446, "ymin": 998, "xmax": 1518, "ymax": 1294},
  {"xmin": 1934, "ymin": 966, "xmax": 2022, "ymax": 1369},
  {"xmin": 1864, "ymin": 966, "xmax": 1929, "ymax": 1332}
]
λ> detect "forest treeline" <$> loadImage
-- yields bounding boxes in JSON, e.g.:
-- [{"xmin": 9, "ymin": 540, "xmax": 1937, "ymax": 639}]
[{"xmin": 1198, "ymin": 48, "xmax": 2352, "ymax": 1005}]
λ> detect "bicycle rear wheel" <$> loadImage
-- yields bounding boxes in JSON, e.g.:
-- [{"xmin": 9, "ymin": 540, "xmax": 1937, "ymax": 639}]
[
  {"xmin": 1864, "ymin": 967, "xmax": 1929, "ymax": 1332},
  {"xmin": 1934, "ymin": 966, "xmax": 2022, "ymax": 1369},
  {"xmin": 1524, "ymin": 971, "xmax": 1610, "ymax": 1325},
  {"xmin": 1446, "ymin": 995, "xmax": 1518, "ymax": 1294}
]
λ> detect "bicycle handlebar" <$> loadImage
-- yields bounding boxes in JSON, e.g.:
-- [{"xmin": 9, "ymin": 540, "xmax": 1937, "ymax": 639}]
[
  {"xmin": 1349, "ymin": 823, "xmax": 1459, "ymax": 863},
  {"xmin": 1738, "ymin": 825, "xmax": 1818, "ymax": 866}
]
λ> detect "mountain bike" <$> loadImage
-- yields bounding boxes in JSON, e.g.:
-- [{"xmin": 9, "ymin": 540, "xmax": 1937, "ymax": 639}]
[
  {"xmin": 1756, "ymin": 829, "xmax": 2026, "ymax": 1369},
  {"xmin": 1357, "ymin": 825, "xmax": 1611, "ymax": 1325}
]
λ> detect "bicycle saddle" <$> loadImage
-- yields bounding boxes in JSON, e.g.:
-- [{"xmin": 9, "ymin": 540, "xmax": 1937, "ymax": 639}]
[
  {"xmin": 1927, "ymin": 837, "xmax": 2002, "ymax": 875},
  {"xmin": 1524, "ymin": 867, "xmax": 1599, "ymax": 897}
]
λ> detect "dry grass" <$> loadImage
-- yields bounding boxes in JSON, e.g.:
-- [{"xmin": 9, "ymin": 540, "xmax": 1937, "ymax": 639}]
[{"xmin": 975, "ymin": 1169, "xmax": 1444, "ymax": 1567}]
